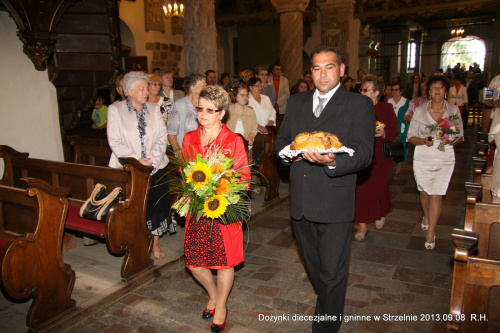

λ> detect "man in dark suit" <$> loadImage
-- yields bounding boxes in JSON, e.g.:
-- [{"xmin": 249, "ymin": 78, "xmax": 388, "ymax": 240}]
[{"xmin": 274, "ymin": 45, "xmax": 374, "ymax": 333}]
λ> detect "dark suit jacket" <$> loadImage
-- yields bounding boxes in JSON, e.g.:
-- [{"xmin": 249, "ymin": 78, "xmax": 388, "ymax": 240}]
[
  {"xmin": 274, "ymin": 86, "xmax": 375, "ymax": 223},
  {"xmin": 466, "ymin": 80, "xmax": 479, "ymax": 104}
]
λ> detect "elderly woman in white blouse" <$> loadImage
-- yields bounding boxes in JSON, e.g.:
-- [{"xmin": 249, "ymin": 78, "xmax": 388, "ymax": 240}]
[
  {"xmin": 107, "ymin": 71, "xmax": 173, "ymax": 261},
  {"xmin": 247, "ymin": 77, "xmax": 276, "ymax": 134},
  {"xmin": 447, "ymin": 77, "xmax": 468, "ymax": 116}
]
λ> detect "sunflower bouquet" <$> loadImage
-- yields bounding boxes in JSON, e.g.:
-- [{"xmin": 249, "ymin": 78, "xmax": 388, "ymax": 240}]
[{"xmin": 170, "ymin": 145, "xmax": 251, "ymax": 225}]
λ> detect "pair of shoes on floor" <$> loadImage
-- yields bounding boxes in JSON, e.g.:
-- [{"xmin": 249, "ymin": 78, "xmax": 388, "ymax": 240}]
[
  {"xmin": 421, "ymin": 216, "xmax": 429, "ymax": 231},
  {"xmin": 355, "ymin": 229, "xmax": 367, "ymax": 241},
  {"xmin": 202, "ymin": 307, "xmax": 215, "ymax": 319},
  {"xmin": 375, "ymin": 217, "xmax": 385, "ymax": 229},
  {"xmin": 83, "ymin": 237, "xmax": 98, "ymax": 246},
  {"xmin": 211, "ymin": 309, "xmax": 228, "ymax": 333},
  {"xmin": 153, "ymin": 249, "xmax": 165, "ymax": 260},
  {"xmin": 425, "ymin": 235, "xmax": 436, "ymax": 250}
]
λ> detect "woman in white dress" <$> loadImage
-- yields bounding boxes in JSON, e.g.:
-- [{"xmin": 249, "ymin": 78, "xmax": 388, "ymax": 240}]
[
  {"xmin": 247, "ymin": 77, "xmax": 276, "ymax": 134},
  {"xmin": 487, "ymin": 82, "xmax": 500, "ymax": 203},
  {"xmin": 407, "ymin": 75, "xmax": 463, "ymax": 250},
  {"xmin": 447, "ymin": 77, "xmax": 468, "ymax": 116}
]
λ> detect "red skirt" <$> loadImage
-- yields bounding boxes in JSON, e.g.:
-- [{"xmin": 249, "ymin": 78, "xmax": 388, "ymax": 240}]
[{"xmin": 184, "ymin": 218, "xmax": 244, "ymax": 269}]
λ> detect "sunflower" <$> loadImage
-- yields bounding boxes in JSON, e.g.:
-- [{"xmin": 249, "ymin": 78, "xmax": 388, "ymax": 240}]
[
  {"xmin": 186, "ymin": 162, "xmax": 213, "ymax": 190},
  {"xmin": 203, "ymin": 194, "xmax": 227, "ymax": 219}
]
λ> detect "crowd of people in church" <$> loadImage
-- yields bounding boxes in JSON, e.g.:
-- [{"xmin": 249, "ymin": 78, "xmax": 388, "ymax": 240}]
[{"xmin": 74, "ymin": 51, "xmax": 500, "ymax": 332}]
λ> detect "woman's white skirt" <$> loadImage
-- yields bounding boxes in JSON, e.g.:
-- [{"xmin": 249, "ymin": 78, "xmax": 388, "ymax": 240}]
[{"xmin": 413, "ymin": 140, "xmax": 455, "ymax": 195}]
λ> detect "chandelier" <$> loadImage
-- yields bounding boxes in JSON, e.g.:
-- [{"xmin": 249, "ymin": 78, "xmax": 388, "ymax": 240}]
[
  {"xmin": 451, "ymin": 28, "xmax": 464, "ymax": 36},
  {"xmin": 163, "ymin": 1, "xmax": 184, "ymax": 18}
]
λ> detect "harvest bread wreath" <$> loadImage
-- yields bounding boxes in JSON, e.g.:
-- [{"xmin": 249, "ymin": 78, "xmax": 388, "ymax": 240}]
[{"xmin": 290, "ymin": 131, "xmax": 343, "ymax": 150}]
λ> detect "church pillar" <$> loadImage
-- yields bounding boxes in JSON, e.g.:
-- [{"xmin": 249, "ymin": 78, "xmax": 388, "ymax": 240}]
[
  {"xmin": 399, "ymin": 23, "xmax": 410, "ymax": 88},
  {"xmin": 489, "ymin": 14, "xmax": 500, "ymax": 77},
  {"xmin": 317, "ymin": 0, "xmax": 359, "ymax": 73},
  {"xmin": 183, "ymin": 0, "xmax": 217, "ymax": 75},
  {"xmin": 270, "ymin": 0, "xmax": 310, "ymax": 86}
]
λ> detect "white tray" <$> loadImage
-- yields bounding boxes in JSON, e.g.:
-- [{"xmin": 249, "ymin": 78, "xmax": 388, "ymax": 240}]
[{"xmin": 279, "ymin": 144, "xmax": 355, "ymax": 162}]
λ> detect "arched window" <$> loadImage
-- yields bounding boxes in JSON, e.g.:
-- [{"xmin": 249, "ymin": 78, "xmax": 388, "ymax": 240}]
[{"xmin": 441, "ymin": 36, "xmax": 486, "ymax": 73}]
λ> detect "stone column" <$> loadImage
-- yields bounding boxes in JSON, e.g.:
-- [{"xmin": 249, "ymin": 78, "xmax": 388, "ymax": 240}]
[
  {"xmin": 270, "ymin": 0, "xmax": 310, "ymax": 86},
  {"xmin": 488, "ymin": 15, "xmax": 500, "ymax": 77},
  {"xmin": 317, "ymin": 0, "xmax": 359, "ymax": 72},
  {"xmin": 183, "ymin": 0, "xmax": 217, "ymax": 75},
  {"xmin": 400, "ymin": 23, "xmax": 410, "ymax": 89}
]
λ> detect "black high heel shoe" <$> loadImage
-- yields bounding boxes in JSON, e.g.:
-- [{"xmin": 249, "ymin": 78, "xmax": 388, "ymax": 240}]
[
  {"xmin": 210, "ymin": 309, "xmax": 228, "ymax": 333},
  {"xmin": 202, "ymin": 308, "xmax": 215, "ymax": 319}
]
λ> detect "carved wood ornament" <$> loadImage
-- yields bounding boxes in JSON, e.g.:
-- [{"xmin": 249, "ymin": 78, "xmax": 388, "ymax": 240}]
[{"xmin": 1, "ymin": 0, "xmax": 79, "ymax": 71}]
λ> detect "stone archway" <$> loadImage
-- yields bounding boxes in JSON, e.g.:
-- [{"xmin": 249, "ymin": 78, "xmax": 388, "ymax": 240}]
[
  {"xmin": 120, "ymin": 19, "xmax": 136, "ymax": 56},
  {"xmin": 441, "ymin": 36, "xmax": 486, "ymax": 74}
]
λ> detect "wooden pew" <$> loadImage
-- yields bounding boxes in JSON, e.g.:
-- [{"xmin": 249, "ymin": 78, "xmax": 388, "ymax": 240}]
[
  {"xmin": 472, "ymin": 157, "xmax": 486, "ymax": 183},
  {"xmin": 0, "ymin": 145, "xmax": 154, "ymax": 281},
  {"xmin": 0, "ymin": 178, "xmax": 75, "ymax": 330},
  {"xmin": 464, "ymin": 182, "xmax": 500, "ymax": 259},
  {"xmin": 447, "ymin": 229, "xmax": 500, "ymax": 332},
  {"xmin": 477, "ymin": 132, "xmax": 488, "ymax": 143},
  {"xmin": 260, "ymin": 126, "xmax": 280, "ymax": 202},
  {"xmin": 66, "ymin": 135, "xmax": 111, "ymax": 167},
  {"xmin": 476, "ymin": 142, "xmax": 489, "ymax": 157},
  {"xmin": 249, "ymin": 128, "xmax": 280, "ymax": 203}
]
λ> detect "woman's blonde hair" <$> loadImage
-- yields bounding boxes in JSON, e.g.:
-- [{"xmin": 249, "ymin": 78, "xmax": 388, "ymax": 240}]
[{"xmin": 198, "ymin": 85, "xmax": 229, "ymax": 111}]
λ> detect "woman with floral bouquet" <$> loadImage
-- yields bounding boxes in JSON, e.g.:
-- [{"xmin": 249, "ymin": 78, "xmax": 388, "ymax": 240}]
[
  {"xmin": 407, "ymin": 75, "xmax": 463, "ymax": 250},
  {"xmin": 175, "ymin": 85, "xmax": 251, "ymax": 332}
]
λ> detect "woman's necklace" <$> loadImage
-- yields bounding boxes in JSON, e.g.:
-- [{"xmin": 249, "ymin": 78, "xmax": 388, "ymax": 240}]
[{"xmin": 429, "ymin": 100, "xmax": 446, "ymax": 116}]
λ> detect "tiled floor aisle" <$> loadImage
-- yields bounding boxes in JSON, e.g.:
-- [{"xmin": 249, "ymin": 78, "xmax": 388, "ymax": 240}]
[{"xmin": 1, "ymin": 125, "xmax": 476, "ymax": 333}]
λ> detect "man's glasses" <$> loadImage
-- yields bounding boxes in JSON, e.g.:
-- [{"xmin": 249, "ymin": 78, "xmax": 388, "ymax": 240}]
[
  {"xmin": 195, "ymin": 106, "xmax": 222, "ymax": 114},
  {"xmin": 150, "ymin": 83, "xmax": 161, "ymax": 86},
  {"xmin": 360, "ymin": 88, "xmax": 374, "ymax": 93},
  {"xmin": 237, "ymin": 93, "xmax": 249, "ymax": 97}
]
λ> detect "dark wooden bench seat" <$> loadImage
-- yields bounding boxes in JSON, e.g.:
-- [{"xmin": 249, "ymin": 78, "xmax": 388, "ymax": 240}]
[
  {"xmin": 447, "ymin": 229, "xmax": 500, "ymax": 332},
  {"xmin": 464, "ymin": 182, "xmax": 500, "ymax": 259},
  {"xmin": 66, "ymin": 134, "xmax": 111, "ymax": 167},
  {"xmin": 0, "ymin": 145, "xmax": 154, "ymax": 281},
  {"xmin": 0, "ymin": 178, "xmax": 75, "ymax": 330}
]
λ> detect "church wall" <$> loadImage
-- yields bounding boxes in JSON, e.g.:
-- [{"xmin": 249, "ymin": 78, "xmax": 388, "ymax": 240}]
[
  {"xmin": 303, "ymin": 9, "xmax": 322, "ymax": 70},
  {"xmin": 119, "ymin": 0, "xmax": 185, "ymax": 76},
  {"xmin": 217, "ymin": 24, "xmax": 238, "ymax": 75},
  {"xmin": 376, "ymin": 30, "xmax": 401, "ymax": 83},
  {"xmin": 236, "ymin": 22, "xmax": 280, "ymax": 73},
  {"xmin": 0, "ymin": 12, "xmax": 64, "ymax": 176}
]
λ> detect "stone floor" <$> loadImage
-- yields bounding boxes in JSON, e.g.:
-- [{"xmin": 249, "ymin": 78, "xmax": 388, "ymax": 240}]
[{"xmin": 0, "ymin": 124, "xmax": 477, "ymax": 333}]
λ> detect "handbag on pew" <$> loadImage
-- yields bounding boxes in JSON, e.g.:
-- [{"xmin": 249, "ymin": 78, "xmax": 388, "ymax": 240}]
[
  {"xmin": 383, "ymin": 137, "xmax": 405, "ymax": 158},
  {"xmin": 79, "ymin": 183, "xmax": 125, "ymax": 221}
]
